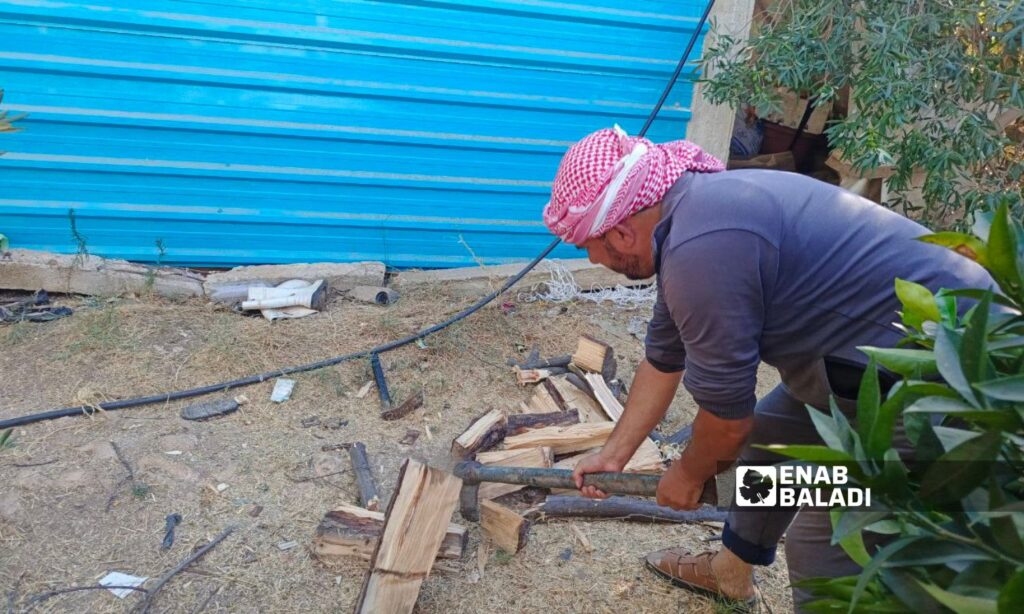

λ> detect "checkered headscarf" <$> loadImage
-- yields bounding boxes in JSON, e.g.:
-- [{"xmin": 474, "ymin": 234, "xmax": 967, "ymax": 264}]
[{"xmin": 543, "ymin": 126, "xmax": 724, "ymax": 245}]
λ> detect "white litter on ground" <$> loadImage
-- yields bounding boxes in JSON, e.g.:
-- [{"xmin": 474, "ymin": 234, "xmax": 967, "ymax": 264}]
[
  {"xmin": 270, "ymin": 378, "xmax": 295, "ymax": 403},
  {"xmin": 99, "ymin": 571, "xmax": 148, "ymax": 598},
  {"xmin": 520, "ymin": 261, "xmax": 657, "ymax": 309}
]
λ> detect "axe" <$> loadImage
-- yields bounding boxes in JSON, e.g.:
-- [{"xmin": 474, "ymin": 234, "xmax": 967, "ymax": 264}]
[{"xmin": 453, "ymin": 460, "xmax": 717, "ymax": 521}]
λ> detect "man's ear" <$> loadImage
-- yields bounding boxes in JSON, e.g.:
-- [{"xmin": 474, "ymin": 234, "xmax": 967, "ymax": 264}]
[{"xmin": 606, "ymin": 220, "xmax": 638, "ymax": 250}]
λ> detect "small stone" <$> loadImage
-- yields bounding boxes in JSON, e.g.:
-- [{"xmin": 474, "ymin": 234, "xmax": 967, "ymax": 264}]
[
  {"xmin": 277, "ymin": 540, "xmax": 298, "ymax": 551},
  {"xmin": 559, "ymin": 548, "xmax": 573, "ymax": 562},
  {"xmin": 248, "ymin": 504, "xmax": 263, "ymax": 518},
  {"xmin": 164, "ymin": 450, "xmax": 183, "ymax": 455},
  {"xmin": 215, "ymin": 483, "xmax": 229, "ymax": 493}
]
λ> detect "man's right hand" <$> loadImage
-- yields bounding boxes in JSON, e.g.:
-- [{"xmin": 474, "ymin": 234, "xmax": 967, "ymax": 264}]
[{"xmin": 572, "ymin": 451, "xmax": 626, "ymax": 499}]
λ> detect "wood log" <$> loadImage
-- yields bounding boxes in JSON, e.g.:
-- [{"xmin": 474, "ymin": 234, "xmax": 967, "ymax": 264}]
[
  {"xmin": 480, "ymin": 499, "xmax": 530, "ymax": 554},
  {"xmin": 476, "ymin": 446, "xmax": 554, "ymax": 500},
  {"xmin": 312, "ymin": 503, "xmax": 466, "ymax": 564},
  {"xmin": 451, "ymin": 409, "xmax": 506, "ymax": 460},
  {"xmin": 531, "ymin": 496, "xmax": 727, "ymax": 523},
  {"xmin": 505, "ymin": 410, "xmax": 579, "ymax": 435},
  {"xmin": 347, "ymin": 442, "xmax": 381, "ymax": 511},
  {"xmin": 542, "ymin": 379, "xmax": 568, "ymax": 411},
  {"xmin": 354, "ymin": 459, "xmax": 462, "ymax": 614},
  {"xmin": 548, "ymin": 377, "xmax": 608, "ymax": 424},
  {"xmin": 583, "ymin": 373, "xmax": 624, "ymax": 421},
  {"xmin": 571, "ymin": 336, "xmax": 617, "ymax": 380}
]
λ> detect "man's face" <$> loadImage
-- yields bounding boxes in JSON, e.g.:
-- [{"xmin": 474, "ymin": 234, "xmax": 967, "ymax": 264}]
[{"xmin": 579, "ymin": 232, "xmax": 655, "ymax": 280}]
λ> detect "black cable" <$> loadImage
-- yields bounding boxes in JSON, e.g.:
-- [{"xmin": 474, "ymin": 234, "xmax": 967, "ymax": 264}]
[{"xmin": 0, "ymin": 0, "xmax": 716, "ymax": 430}]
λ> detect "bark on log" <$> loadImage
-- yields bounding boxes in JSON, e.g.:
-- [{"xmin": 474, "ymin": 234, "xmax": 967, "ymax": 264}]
[
  {"xmin": 532, "ymin": 496, "xmax": 726, "ymax": 523},
  {"xmin": 505, "ymin": 410, "xmax": 579, "ymax": 435},
  {"xmin": 347, "ymin": 442, "xmax": 381, "ymax": 511}
]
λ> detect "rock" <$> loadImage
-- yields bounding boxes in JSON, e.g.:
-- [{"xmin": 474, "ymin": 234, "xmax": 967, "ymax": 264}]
[
  {"xmin": 0, "ymin": 249, "xmax": 204, "ymax": 298},
  {"xmin": 204, "ymin": 261, "xmax": 385, "ymax": 300}
]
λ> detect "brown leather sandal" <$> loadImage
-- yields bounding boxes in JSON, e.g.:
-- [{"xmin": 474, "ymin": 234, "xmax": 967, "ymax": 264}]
[{"xmin": 644, "ymin": 548, "xmax": 757, "ymax": 611}]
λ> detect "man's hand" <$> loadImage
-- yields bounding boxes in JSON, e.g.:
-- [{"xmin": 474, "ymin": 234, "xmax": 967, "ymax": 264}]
[
  {"xmin": 656, "ymin": 459, "xmax": 708, "ymax": 511},
  {"xmin": 572, "ymin": 451, "xmax": 626, "ymax": 499}
]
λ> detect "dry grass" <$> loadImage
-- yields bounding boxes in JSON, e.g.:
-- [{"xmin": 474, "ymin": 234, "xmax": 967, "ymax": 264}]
[{"xmin": 0, "ymin": 284, "xmax": 791, "ymax": 613}]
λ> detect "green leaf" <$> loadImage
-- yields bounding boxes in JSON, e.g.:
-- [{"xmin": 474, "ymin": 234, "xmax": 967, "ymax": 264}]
[
  {"xmin": 858, "ymin": 347, "xmax": 938, "ymax": 378},
  {"xmin": 919, "ymin": 232, "xmax": 989, "ymax": 267},
  {"xmin": 895, "ymin": 278, "xmax": 942, "ymax": 324},
  {"xmin": 919, "ymin": 430, "xmax": 1002, "ymax": 504},
  {"xmin": 987, "ymin": 202, "xmax": 1021, "ymax": 300},
  {"xmin": 960, "ymin": 292, "xmax": 993, "ymax": 384},
  {"xmin": 850, "ymin": 537, "xmax": 923, "ymax": 612},
  {"xmin": 905, "ymin": 396, "xmax": 1020, "ymax": 429},
  {"xmin": 757, "ymin": 444, "xmax": 857, "ymax": 463},
  {"xmin": 943, "ymin": 289, "xmax": 1020, "ymax": 309},
  {"xmin": 917, "ymin": 582, "xmax": 998, "ymax": 614},
  {"xmin": 999, "ymin": 570, "xmax": 1024, "ymax": 614},
  {"xmin": 934, "ymin": 326, "xmax": 980, "ymax": 407},
  {"xmin": 808, "ymin": 404, "xmax": 850, "ymax": 452},
  {"xmin": 831, "ymin": 509, "xmax": 871, "ymax": 567},
  {"xmin": 857, "ymin": 359, "xmax": 883, "ymax": 457},
  {"xmin": 975, "ymin": 374, "xmax": 1024, "ymax": 401},
  {"xmin": 887, "ymin": 540, "xmax": 994, "ymax": 566}
]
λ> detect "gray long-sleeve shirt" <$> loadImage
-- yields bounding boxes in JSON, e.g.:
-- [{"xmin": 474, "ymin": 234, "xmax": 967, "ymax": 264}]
[{"xmin": 644, "ymin": 169, "xmax": 993, "ymax": 419}]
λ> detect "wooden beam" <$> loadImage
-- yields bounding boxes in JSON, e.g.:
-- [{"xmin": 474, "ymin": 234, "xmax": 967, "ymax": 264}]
[
  {"xmin": 312, "ymin": 503, "xmax": 466, "ymax": 564},
  {"xmin": 451, "ymin": 409, "xmax": 506, "ymax": 460},
  {"xmin": 476, "ymin": 446, "xmax": 554, "ymax": 500},
  {"xmin": 479, "ymin": 499, "xmax": 530, "ymax": 554},
  {"xmin": 354, "ymin": 459, "xmax": 462, "ymax": 614}
]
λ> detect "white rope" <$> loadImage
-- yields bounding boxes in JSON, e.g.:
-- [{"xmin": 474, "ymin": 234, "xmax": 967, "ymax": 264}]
[{"xmin": 520, "ymin": 260, "xmax": 657, "ymax": 309}]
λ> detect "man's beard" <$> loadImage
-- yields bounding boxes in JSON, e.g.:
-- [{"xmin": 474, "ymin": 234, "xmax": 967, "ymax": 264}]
[{"xmin": 602, "ymin": 238, "xmax": 654, "ymax": 280}]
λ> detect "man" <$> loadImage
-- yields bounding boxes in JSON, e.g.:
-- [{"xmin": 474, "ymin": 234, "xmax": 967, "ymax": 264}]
[{"xmin": 542, "ymin": 126, "xmax": 991, "ymax": 609}]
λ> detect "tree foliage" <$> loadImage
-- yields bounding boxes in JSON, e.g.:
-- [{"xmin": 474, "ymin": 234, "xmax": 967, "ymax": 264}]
[
  {"xmin": 765, "ymin": 202, "xmax": 1024, "ymax": 612},
  {"xmin": 701, "ymin": 0, "xmax": 1024, "ymax": 228}
]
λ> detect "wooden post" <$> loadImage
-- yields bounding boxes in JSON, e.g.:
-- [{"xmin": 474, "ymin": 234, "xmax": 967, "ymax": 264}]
[{"xmin": 354, "ymin": 459, "xmax": 462, "ymax": 614}]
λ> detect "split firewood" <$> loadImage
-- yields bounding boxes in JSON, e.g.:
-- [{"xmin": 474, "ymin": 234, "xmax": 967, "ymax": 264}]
[
  {"xmin": 546, "ymin": 436, "xmax": 663, "ymax": 475},
  {"xmin": 354, "ymin": 459, "xmax": 463, "ymax": 614},
  {"xmin": 571, "ymin": 336, "xmax": 617, "ymax": 380},
  {"xmin": 479, "ymin": 499, "xmax": 530, "ymax": 554},
  {"xmin": 505, "ymin": 410, "xmax": 579, "ymax": 435},
  {"xmin": 347, "ymin": 442, "xmax": 381, "ymax": 511},
  {"xmin": 570, "ymin": 524, "xmax": 594, "ymax": 553},
  {"xmin": 476, "ymin": 446, "xmax": 554, "ymax": 500},
  {"xmin": 530, "ymin": 496, "xmax": 727, "ymax": 523},
  {"xmin": 451, "ymin": 409, "xmax": 507, "ymax": 460},
  {"xmin": 513, "ymin": 367, "xmax": 566, "ymax": 386},
  {"xmin": 548, "ymin": 377, "xmax": 608, "ymax": 423},
  {"xmin": 524, "ymin": 385, "xmax": 562, "ymax": 414},
  {"xmin": 542, "ymin": 379, "xmax": 568, "ymax": 410},
  {"xmin": 313, "ymin": 503, "xmax": 467, "ymax": 564},
  {"xmin": 582, "ymin": 373, "xmax": 624, "ymax": 421},
  {"xmin": 503, "ymin": 422, "xmax": 615, "ymax": 456}
]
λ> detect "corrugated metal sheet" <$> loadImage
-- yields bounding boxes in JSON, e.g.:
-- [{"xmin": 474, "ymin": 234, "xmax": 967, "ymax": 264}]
[{"xmin": 0, "ymin": 0, "xmax": 707, "ymax": 268}]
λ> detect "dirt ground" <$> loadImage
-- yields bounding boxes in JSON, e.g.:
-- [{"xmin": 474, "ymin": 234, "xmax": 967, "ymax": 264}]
[{"xmin": 0, "ymin": 279, "xmax": 792, "ymax": 613}]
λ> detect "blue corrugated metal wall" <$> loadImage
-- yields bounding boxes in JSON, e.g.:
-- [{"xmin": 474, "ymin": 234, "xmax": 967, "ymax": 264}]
[{"xmin": 0, "ymin": 0, "xmax": 707, "ymax": 268}]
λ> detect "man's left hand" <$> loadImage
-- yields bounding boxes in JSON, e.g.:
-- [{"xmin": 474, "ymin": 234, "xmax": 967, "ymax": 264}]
[{"xmin": 656, "ymin": 459, "xmax": 708, "ymax": 511}]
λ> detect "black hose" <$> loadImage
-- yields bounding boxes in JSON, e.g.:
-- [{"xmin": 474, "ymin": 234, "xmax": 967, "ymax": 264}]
[{"xmin": 0, "ymin": 0, "xmax": 716, "ymax": 430}]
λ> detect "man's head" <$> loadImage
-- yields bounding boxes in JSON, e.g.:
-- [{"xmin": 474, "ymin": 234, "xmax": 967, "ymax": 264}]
[
  {"xmin": 542, "ymin": 126, "xmax": 724, "ymax": 274},
  {"xmin": 577, "ymin": 206, "xmax": 662, "ymax": 279}
]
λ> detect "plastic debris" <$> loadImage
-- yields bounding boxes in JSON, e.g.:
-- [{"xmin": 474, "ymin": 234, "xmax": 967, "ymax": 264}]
[
  {"xmin": 271, "ymin": 379, "xmax": 295, "ymax": 403},
  {"xmin": 351, "ymin": 285, "xmax": 400, "ymax": 305},
  {"xmin": 99, "ymin": 572, "xmax": 148, "ymax": 598},
  {"xmin": 241, "ymin": 279, "xmax": 327, "ymax": 321}
]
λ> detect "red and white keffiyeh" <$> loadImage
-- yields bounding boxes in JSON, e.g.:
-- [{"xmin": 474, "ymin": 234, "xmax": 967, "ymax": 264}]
[{"xmin": 543, "ymin": 126, "xmax": 724, "ymax": 246}]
